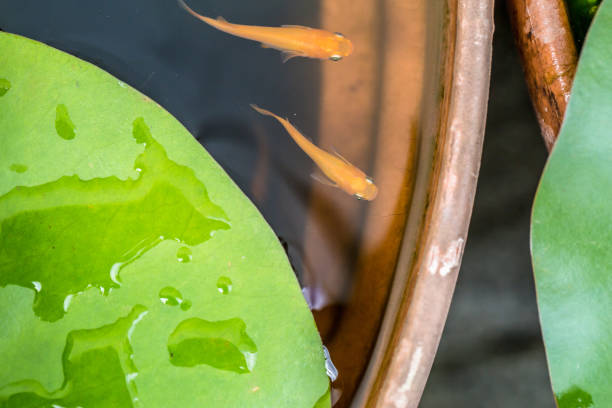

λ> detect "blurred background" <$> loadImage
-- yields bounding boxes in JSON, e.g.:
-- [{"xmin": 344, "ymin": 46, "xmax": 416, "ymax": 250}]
[{"xmin": 0, "ymin": 1, "xmax": 555, "ymax": 406}]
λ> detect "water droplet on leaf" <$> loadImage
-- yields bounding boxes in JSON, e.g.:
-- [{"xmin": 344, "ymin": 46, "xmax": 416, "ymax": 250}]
[
  {"xmin": 55, "ymin": 104, "xmax": 76, "ymax": 140},
  {"xmin": 216, "ymin": 276, "xmax": 232, "ymax": 294},
  {"xmin": 0, "ymin": 78, "xmax": 10, "ymax": 96},
  {"xmin": 180, "ymin": 299, "xmax": 192, "ymax": 311},
  {"xmin": 176, "ymin": 246, "xmax": 192, "ymax": 263},
  {"xmin": 9, "ymin": 163, "xmax": 27, "ymax": 173},
  {"xmin": 167, "ymin": 317, "xmax": 257, "ymax": 374},
  {"xmin": 159, "ymin": 286, "xmax": 191, "ymax": 311}
]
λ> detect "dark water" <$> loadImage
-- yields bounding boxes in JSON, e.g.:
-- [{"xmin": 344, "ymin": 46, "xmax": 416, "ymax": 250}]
[{"xmin": 0, "ymin": 1, "xmax": 556, "ymax": 406}]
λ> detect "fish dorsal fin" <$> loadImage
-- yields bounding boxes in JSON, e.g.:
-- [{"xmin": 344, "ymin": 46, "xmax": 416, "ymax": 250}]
[
  {"xmin": 310, "ymin": 172, "xmax": 337, "ymax": 188},
  {"xmin": 281, "ymin": 51, "xmax": 303, "ymax": 63},
  {"xmin": 331, "ymin": 146, "xmax": 352, "ymax": 165},
  {"xmin": 281, "ymin": 24, "xmax": 312, "ymax": 30},
  {"xmin": 216, "ymin": 16, "xmax": 228, "ymax": 23}
]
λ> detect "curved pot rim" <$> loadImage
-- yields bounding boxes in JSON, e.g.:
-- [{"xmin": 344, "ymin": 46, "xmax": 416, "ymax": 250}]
[{"xmin": 352, "ymin": 0, "xmax": 494, "ymax": 406}]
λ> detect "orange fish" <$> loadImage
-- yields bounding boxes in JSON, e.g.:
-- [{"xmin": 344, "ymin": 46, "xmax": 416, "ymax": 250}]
[
  {"xmin": 178, "ymin": 0, "xmax": 353, "ymax": 62},
  {"xmin": 251, "ymin": 104, "xmax": 377, "ymax": 200}
]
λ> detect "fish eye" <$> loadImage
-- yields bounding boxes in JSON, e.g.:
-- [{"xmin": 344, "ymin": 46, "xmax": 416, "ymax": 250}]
[
  {"xmin": 366, "ymin": 176, "xmax": 374, "ymax": 184},
  {"xmin": 334, "ymin": 32, "xmax": 345, "ymax": 38},
  {"xmin": 329, "ymin": 54, "xmax": 342, "ymax": 61}
]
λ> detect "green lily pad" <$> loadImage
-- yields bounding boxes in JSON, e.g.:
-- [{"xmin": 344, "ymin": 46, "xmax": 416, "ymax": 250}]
[
  {"xmin": 531, "ymin": 0, "xmax": 612, "ymax": 406},
  {"xmin": 0, "ymin": 32, "xmax": 328, "ymax": 407}
]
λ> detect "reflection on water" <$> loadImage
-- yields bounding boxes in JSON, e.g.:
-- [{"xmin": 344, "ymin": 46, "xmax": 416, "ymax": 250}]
[
  {"xmin": 302, "ymin": 285, "xmax": 333, "ymax": 311},
  {"xmin": 323, "ymin": 345, "xmax": 338, "ymax": 381}
]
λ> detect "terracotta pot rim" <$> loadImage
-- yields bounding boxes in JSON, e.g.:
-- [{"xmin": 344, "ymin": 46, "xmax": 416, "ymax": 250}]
[{"xmin": 352, "ymin": 0, "xmax": 494, "ymax": 406}]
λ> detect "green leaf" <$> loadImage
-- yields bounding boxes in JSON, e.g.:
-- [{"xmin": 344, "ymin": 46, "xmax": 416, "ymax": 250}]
[
  {"xmin": 531, "ymin": 0, "xmax": 612, "ymax": 406},
  {"xmin": 0, "ymin": 32, "xmax": 328, "ymax": 407}
]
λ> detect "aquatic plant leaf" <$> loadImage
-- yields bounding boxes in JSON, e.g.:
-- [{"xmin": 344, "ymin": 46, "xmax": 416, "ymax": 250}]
[
  {"xmin": 531, "ymin": 0, "xmax": 612, "ymax": 406},
  {"xmin": 0, "ymin": 32, "xmax": 328, "ymax": 407}
]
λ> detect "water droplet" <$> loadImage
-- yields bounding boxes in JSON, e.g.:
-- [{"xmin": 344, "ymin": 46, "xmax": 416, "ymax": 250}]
[
  {"xmin": 0, "ymin": 305, "xmax": 147, "ymax": 405},
  {"xmin": 159, "ymin": 286, "xmax": 191, "ymax": 310},
  {"xmin": 63, "ymin": 294, "xmax": 74, "ymax": 312},
  {"xmin": 159, "ymin": 286, "xmax": 181, "ymax": 306},
  {"xmin": 167, "ymin": 317, "xmax": 257, "ymax": 373},
  {"xmin": 180, "ymin": 299, "xmax": 192, "ymax": 311},
  {"xmin": 55, "ymin": 104, "xmax": 76, "ymax": 140},
  {"xmin": 176, "ymin": 246, "xmax": 192, "ymax": 263},
  {"xmin": 110, "ymin": 262, "xmax": 123, "ymax": 285},
  {"xmin": 9, "ymin": 163, "xmax": 27, "ymax": 173},
  {"xmin": 0, "ymin": 78, "xmax": 10, "ymax": 97},
  {"xmin": 0, "ymin": 117, "xmax": 230, "ymax": 322},
  {"xmin": 216, "ymin": 276, "xmax": 232, "ymax": 294}
]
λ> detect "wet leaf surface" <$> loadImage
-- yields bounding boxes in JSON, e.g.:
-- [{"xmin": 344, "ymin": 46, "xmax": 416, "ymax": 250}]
[
  {"xmin": 531, "ymin": 1, "xmax": 612, "ymax": 406},
  {"xmin": 0, "ymin": 32, "xmax": 328, "ymax": 407}
]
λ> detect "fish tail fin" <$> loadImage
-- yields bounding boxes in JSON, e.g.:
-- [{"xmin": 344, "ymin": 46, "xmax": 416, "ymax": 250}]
[
  {"xmin": 251, "ymin": 104, "xmax": 296, "ymax": 137},
  {"xmin": 177, "ymin": 0, "xmax": 218, "ymax": 26},
  {"xmin": 250, "ymin": 104, "xmax": 279, "ymax": 119},
  {"xmin": 177, "ymin": 0, "xmax": 199, "ymax": 17}
]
